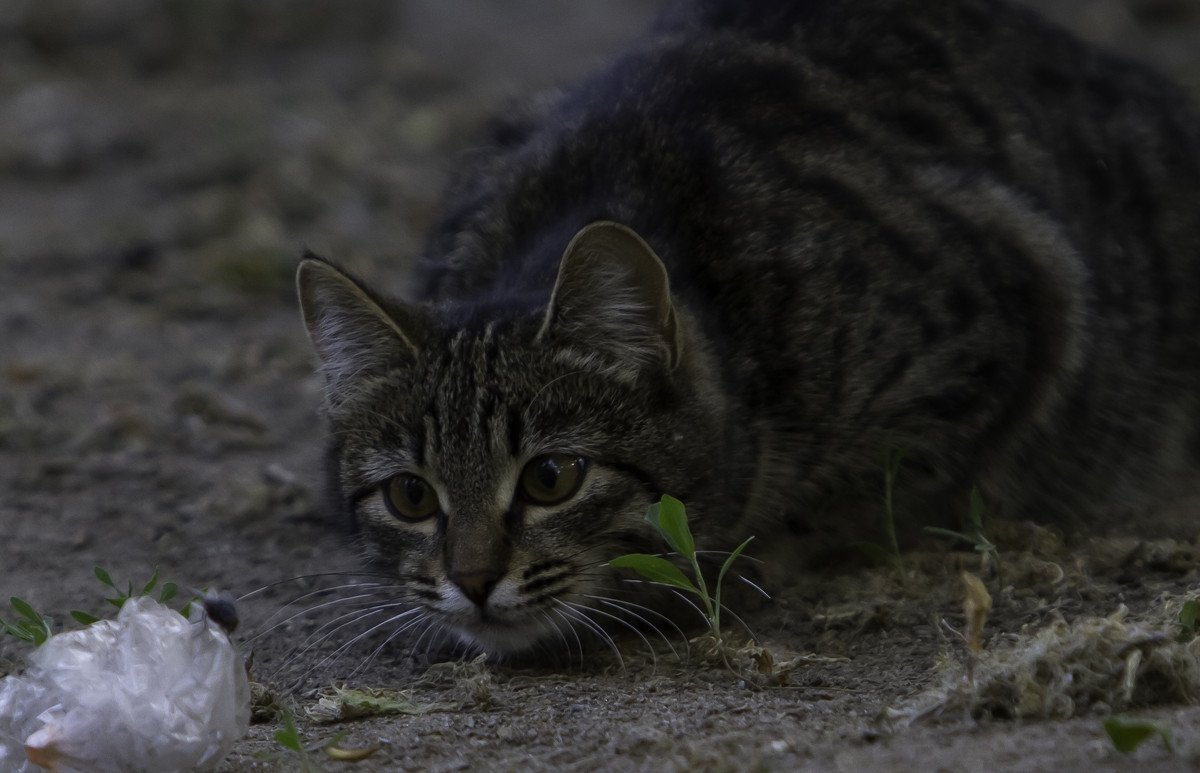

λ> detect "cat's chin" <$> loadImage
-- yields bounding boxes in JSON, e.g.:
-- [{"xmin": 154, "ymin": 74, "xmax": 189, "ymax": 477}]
[{"xmin": 447, "ymin": 616, "xmax": 564, "ymax": 660}]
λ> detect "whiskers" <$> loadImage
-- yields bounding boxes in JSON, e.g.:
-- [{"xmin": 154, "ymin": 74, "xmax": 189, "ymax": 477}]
[
  {"xmin": 236, "ymin": 572, "xmax": 443, "ymax": 692},
  {"xmin": 551, "ymin": 601, "xmax": 624, "ymax": 668},
  {"xmin": 231, "ymin": 547, "xmax": 750, "ymax": 690},
  {"xmin": 549, "ymin": 558, "xmax": 698, "ymax": 669}
]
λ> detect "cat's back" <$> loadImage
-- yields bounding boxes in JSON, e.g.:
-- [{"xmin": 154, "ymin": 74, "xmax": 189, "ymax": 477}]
[
  {"xmin": 415, "ymin": 0, "xmax": 1200, "ymax": 410},
  {"xmin": 417, "ymin": 0, "xmax": 1200, "ymax": 305}
]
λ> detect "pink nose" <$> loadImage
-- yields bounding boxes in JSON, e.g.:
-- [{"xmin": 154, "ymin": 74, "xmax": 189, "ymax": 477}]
[{"xmin": 449, "ymin": 569, "xmax": 502, "ymax": 607}]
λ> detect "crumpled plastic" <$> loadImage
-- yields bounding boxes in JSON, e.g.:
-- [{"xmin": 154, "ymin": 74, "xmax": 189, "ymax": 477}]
[{"xmin": 0, "ymin": 595, "xmax": 250, "ymax": 773}]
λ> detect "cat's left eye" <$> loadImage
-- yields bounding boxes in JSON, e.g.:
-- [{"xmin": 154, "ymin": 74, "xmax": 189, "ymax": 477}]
[{"xmin": 519, "ymin": 454, "xmax": 587, "ymax": 506}]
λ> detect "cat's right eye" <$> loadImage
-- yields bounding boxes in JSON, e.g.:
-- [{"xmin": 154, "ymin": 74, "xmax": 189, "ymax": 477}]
[
  {"xmin": 519, "ymin": 454, "xmax": 587, "ymax": 506},
  {"xmin": 383, "ymin": 474, "xmax": 440, "ymax": 522}
]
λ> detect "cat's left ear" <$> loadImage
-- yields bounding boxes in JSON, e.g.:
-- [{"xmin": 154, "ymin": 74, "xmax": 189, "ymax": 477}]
[{"xmin": 538, "ymin": 221, "xmax": 680, "ymax": 373}]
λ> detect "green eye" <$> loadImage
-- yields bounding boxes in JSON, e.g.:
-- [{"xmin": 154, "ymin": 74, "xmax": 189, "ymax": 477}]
[
  {"xmin": 383, "ymin": 474, "xmax": 439, "ymax": 522},
  {"xmin": 519, "ymin": 455, "xmax": 587, "ymax": 505}
]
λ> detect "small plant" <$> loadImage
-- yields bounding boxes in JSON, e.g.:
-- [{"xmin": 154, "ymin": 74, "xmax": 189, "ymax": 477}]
[
  {"xmin": 1177, "ymin": 599, "xmax": 1200, "ymax": 642},
  {"xmin": 925, "ymin": 487, "xmax": 1002, "ymax": 580},
  {"xmin": 271, "ymin": 707, "xmax": 376, "ymax": 768},
  {"xmin": 70, "ymin": 566, "xmax": 188, "ymax": 625},
  {"xmin": 273, "ymin": 708, "xmax": 322, "ymax": 773},
  {"xmin": 609, "ymin": 495, "xmax": 753, "ymax": 653},
  {"xmin": 852, "ymin": 447, "xmax": 907, "ymax": 568},
  {"xmin": 2, "ymin": 567, "xmax": 191, "ymax": 646},
  {"xmin": 0, "ymin": 597, "xmax": 53, "ymax": 646},
  {"xmin": 1104, "ymin": 716, "xmax": 1174, "ymax": 754}
]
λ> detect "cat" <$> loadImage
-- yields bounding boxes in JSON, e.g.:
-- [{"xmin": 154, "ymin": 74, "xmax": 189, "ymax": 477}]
[{"xmin": 295, "ymin": 0, "xmax": 1200, "ymax": 658}]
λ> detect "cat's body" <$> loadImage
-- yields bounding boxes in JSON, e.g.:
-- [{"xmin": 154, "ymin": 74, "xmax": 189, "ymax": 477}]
[{"xmin": 298, "ymin": 0, "xmax": 1200, "ymax": 657}]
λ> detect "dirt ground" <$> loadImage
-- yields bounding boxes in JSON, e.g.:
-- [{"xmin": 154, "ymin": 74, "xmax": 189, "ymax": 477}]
[{"xmin": 4, "ymin": 1, "xmax": 1200, "ymax": 771}]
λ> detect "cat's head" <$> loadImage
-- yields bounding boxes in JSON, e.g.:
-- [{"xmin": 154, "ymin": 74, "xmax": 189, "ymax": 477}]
[{"xmin": 296, "ymin": 222, "xmax": 725, "ymax": 657}]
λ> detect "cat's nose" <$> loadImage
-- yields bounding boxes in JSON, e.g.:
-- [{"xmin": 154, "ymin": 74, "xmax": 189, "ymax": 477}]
[{"xmin": 449, "ymin": 569, "xmax": 502, "ymax": 607}]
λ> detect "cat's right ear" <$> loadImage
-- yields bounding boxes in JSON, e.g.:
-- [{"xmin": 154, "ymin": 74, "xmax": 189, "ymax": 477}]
[
  {"xmin": 537, "ymin": 221, "xmax": 681, "ymax": 376},
  {"xmin": 296, "ymin": 253, "xmax": 420, "ymax": 404}
]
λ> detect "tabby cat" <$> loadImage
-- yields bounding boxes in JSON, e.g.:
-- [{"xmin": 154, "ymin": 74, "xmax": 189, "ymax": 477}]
[{"xmin": 296, "ymin": 0, "xmax": 1200, "ymax": 657}]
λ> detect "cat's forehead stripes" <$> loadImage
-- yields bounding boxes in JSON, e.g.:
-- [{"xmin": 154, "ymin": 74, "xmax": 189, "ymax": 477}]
[{"xmin": 419, "ymin": 325, "xmax": 526, "ymax": 511}]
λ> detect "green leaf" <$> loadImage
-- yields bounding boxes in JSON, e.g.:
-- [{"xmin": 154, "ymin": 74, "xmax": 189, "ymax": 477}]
[
  {"xmin": 6, "ymin": 600, "xmax": 51, "ymax": 646},
  {"xmin": 70, "ymin": 611, "xmax": 101, "ymax": 625},
  {"xmin": 10, "ymin": 597, "xmax": 40, "ymax": 624},
  {"xmin": 16, "ymin": 621, "xmax": 46, "ymax": 646},
  {"xmin": 160, "ymin": 582, "xmax": 179, "ymax": 603},
  {"xmin": 94, "ymin": 567, "xmax": 115, "ymax": 588},
  {"xmin": 610, "ymin": 554, "xmax": 698, "ymax": 593},
  {"xmin": 141, "ymin": 567, "xmax": 160, "ymax": 595},
  {"xmin": 1104, "ymin": 717, "xmax": 1173, "ymax": 754},
  {"xmin": 1, "ymin": 618, "xmax": 35, "ymax": 643},
  {"xmin": 645, "ymin": 495, "xmax": 694, "ymax": 558},
  {"xmin": 274, "ymin": 710, "xmax": 303, "ymax": 753},
  {"xmin": 274, "ymin": 729, "xmax": 301, "ymax": 752},
  {"xmin": 643, "ymin": 501, "xmax": 673, "ymax": 551},
  {"xmin": 968, "ymin": 486, "xmax": 985, "ymax": 528},
  {"xmin": 1180, "ymin": 600, "xmax": 1199, "ymax": 629},
  {"xmin": 716, "ymin": 537, "xmax": 754, "ymax": 590}
]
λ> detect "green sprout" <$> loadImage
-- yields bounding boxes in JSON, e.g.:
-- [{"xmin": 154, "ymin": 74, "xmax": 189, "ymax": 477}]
[
  {"xmin": 852, "ymin": 446, "xmax": 906, "ymax": 568},
  {"xmin": 0, "ymin": 597, "xmax": 53, "ymax": 646},
  {"xmin": 925, "ymin": 487, "xmax": 1002, "ymax": 581},
  {"xmin": 3, "ymin": 567, "xmax": 196, "ymax": 648},
  {"xmin": 267, "ymin": 706, "xmax": 380, "ymax": 767},
  {"xmin": 70, "ymin": 566, "xmax": 187, "ymax": 625},
  {"xmin": 609, "ymin": 495, "xmax": 753, "ymax": 648},
  {"xmin": 1177, "ymin": 599, "xmax": 1200, "ymax": 642},
  {"xmin": 272, "ymin": 708, "xmax": 322, "ymax": 773},
  {"xmin": 1104, "ymin": 716, "xmax": 1174, "ymax": 755}
]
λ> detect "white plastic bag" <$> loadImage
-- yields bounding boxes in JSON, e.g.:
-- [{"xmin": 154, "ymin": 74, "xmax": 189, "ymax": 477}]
[{"xmin": 0, "ymin": 595, "xmax": 250, "ymax": 773}]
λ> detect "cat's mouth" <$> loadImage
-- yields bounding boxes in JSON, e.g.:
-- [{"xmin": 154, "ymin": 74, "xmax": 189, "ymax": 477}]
[
  {"xmin": 442, "ymin": 608, "xmax": 564, "ymax": 657},
  {"xmin": 428, "ymin": 567, "xmax": 607, "ymax": 657}
]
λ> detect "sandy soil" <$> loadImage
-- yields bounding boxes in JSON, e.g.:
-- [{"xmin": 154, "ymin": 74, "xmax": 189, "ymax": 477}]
[{"xmin": 3, "ymin": 1, "xmax": 1200, "ymax": 771}]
